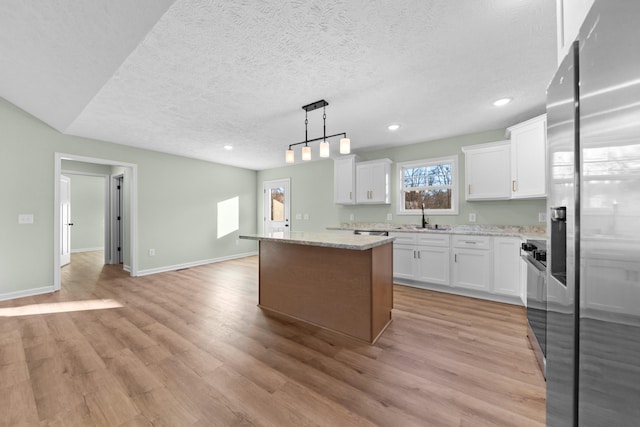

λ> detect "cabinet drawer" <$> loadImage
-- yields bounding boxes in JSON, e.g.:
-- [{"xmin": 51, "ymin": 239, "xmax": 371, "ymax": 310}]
[
  {"xmin": 389, "ymin": 232, "xmax": 417, "ymax": 245},
  {"xmin": 416, "ymin": 233, "xmax": 450, "ymax": 247},
  {"xmin": 452, "ymin": 235, "xmax": 491, "ymax": 250}
]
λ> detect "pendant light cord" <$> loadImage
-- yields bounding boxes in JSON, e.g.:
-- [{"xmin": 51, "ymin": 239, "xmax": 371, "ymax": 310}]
[
  {"xmin": 305, "ymin": 111, "xmax": 309, "ymax": 147},
  {"xmin": 323, "ymin": 106, "xmax": 327, "ymax": 142}
]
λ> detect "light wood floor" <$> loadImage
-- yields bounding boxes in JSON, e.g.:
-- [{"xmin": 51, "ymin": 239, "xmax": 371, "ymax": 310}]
[{"xmin": 0, "ymin": 251, "xmax": 545, "ymax": 426}]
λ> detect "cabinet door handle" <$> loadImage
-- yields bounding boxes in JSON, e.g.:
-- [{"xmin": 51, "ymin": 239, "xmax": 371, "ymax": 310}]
[
  {"xmin": 349, "ymin": 191, "xmax": 352, "ymax": 200},
  {"xmin": 454, "ymin": 253, "xmax": 457, "ymax": 263},
  {"xmin": 512, "ymin": 180, "xmax": 517, "ymax": 192},
  {"xmin": 464, "ymin": 241, "xmax": 477, "ymax": 244},
  {"xmin": 468, "ymin": 184, "xmax": 471, "ymax": 195},
  {"xmin": 418, "ymin": 251, "xmax": 421, "ymax": 259}
]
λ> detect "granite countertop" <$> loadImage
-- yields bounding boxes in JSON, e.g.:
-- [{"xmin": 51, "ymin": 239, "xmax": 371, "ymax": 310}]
[
  {"xmin": 239, "ymin": 231, "xmax": 395, "ymax": 250},
  {"xmin": 328, "ymin": 223, "xmax": 547, "ymax": 240}
]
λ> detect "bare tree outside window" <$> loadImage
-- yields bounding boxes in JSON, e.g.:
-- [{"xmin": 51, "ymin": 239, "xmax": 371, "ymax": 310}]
[{"xmin": 400, "ymin": 157, "xmax": 457, "ymax": 213}]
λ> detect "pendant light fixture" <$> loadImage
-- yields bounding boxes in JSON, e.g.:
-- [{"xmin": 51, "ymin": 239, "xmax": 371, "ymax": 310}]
[{"xmin": 285, "ymin": 99, "xmax": 350, "ymax": 163}]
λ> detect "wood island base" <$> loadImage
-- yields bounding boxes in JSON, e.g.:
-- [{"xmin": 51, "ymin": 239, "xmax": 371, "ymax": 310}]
[{"xmin": 258, "ymin": 240, "xmax": 393, "ymax": 344}]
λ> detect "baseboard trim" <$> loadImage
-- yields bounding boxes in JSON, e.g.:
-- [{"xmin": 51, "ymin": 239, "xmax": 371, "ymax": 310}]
[
  {"xmin": 393, "ymin": 278, "xmax": 524, "ymax": 306},
  {"xmin": 71, "ymin": 247, "xmax": 104, "ymax": 253},
  {"xmin": 0, "ymin": 285, "xmax": 56, "ymax": 302},
  {"xmin": 137, "ymin": 252, "xmax": 257, "ymax": 277},
  {"xmin": 123, "ymin": 265, "xmax": 131, "ymax": 273}
]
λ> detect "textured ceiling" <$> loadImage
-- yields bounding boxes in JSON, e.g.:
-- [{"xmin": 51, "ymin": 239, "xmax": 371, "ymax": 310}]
[{"xmin": 0, "ymin": 0, "xmax": 557, "ymax": 170}]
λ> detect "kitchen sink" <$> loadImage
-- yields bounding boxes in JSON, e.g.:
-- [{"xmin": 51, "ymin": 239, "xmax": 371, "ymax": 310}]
[{"xmin": 393, "ymin": 224, "xmax": 449, "ymax": 231}]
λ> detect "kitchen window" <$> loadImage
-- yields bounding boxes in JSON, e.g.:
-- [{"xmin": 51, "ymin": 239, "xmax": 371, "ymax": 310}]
[{"xmin": 398, "ymin": 156, "xmax": 458, "ymax": 215}]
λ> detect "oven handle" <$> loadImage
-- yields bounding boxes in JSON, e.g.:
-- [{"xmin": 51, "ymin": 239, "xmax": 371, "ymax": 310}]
[{"xmin": 521, "ymin": 254, "xmax": 546, "ymax": 272}]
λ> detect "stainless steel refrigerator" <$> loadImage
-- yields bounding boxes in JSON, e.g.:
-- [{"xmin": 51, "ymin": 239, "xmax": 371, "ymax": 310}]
[{"xmin": 546, "ymin": 0, "xmax": 640, "ymax": 425}]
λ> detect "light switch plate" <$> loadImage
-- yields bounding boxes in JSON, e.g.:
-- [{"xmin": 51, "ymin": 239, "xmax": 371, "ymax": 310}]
[
  {"xmin": 538, "ymin": 212, "xmax": 547, "ymax": 222},
  {"xmin": 303, "ymin": 213, "xmax": 309, "ymax": 220},
  {"xmin": 387, "ymin": 213, "xmax": 393, "ymax": 221},
  {"xmin": 468, "ymin": 213, "xmax": 477, "ymax": 223},
  {"xmin": 18, "ymin": 214, "xmax": 34, "ymax": 224},
  {"xmin": 295, "ymin": 213, "xmax": 302, "ymax": 220},
  {"xmin": 349, "ymin": 214, "xmax": 355, "ymax": 221}
]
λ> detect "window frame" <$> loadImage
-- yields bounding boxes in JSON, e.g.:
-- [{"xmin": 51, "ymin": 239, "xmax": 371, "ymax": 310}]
[{"xmin": 397, "ymin": 155, "xmax": 459, "ymax": 215}]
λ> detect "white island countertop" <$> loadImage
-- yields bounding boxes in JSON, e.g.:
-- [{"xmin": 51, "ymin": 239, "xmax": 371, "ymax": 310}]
[{"xmin": 239, "ymin": 231, "xmax": 395, "ymax": 251}]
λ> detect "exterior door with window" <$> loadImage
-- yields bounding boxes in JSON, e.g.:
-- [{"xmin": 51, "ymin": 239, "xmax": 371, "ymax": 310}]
[{"xmin": 263, "ymin": 178, "xmax": 290, "ymax": 236}]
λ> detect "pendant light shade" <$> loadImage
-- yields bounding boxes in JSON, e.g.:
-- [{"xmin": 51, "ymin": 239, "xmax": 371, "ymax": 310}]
[
  {"xmin": 302, "ymin": 145, "xmax": 311, "ymax": 161},
  {"xmin": 285, "ymin": 148, "xmax": 295, "ymax": 163},
  {"xmin": 319, "ymin": 140, "xmax": 330, "ymax": 158},
  {"xmin": 340, "ymin": 137, "xmax": 351, "ymax": 154},
  {"xmin": 285, "ymin": 100, "xmax": 351, "ymax": 163}
]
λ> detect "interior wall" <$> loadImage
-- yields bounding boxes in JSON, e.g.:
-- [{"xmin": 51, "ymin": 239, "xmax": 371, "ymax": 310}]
[
  {"xmin": 257, "ymin": 129, "xmax": 547, "ymax": 233},
  {"xmin": 257, "ymin": 159, "xmax": 339, "ymax": 233},
  {"xmin": 0, "ymin": 97, "xmax": 258, "ymax": 299}
]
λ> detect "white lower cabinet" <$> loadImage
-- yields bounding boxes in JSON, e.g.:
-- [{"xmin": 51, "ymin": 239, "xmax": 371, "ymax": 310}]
[
  {"xmin": 452, "ymin": 235, "xmax": 492, "ymax": 292},
  {"xmin": 492, "ymin": 237, "xmax": 523, "ymax": 298},
  {"xmin": 415, "ymin": 245, "xmax": 450, "ymax": 285},
  {"xmin": 390, "ymin": 233, "xmax": 450, "ymax": 287},
  {"xmin": 392, "ymin": 244, "xmax": 415, "ymax": 280},
  {"xmin": 392, "ymin": 232, "xmax": 524, "ymax": 304}
]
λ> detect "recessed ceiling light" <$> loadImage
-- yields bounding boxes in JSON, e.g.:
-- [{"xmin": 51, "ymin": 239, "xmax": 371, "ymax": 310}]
[
  {"xmin": 493, "ymin": 98, "xmax": 512, "ymax": 107},
  {"xmin": 387, "ymin": 124, "xmax": 401, "ymax": 131},
  {"xmin": 223, "ymin": 145, "xmax": 233, "ymax": 151}
]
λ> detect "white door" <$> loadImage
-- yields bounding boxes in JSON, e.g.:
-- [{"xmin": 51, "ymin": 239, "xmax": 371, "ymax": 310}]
[
  {"xmin": 263, "ymin": 178, "xmax": 290, "ymax": 236},
  {"xmin": 60, "ymin": 175, "xmax": 71, "ymax": 266}
]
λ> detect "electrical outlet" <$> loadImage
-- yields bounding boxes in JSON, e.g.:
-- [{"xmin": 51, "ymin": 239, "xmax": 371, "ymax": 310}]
[
  {"xmin": 538, "ymin": 212, "xmax": 547, "ymax": 222},
  {"xmin": 303, "ymin": 213, "xmax": 309, "ymax": 220},
  {"xmin": 18, "ymin": 214, "xmax": 34, "ymax": 224},
  {"xmin": 349, "ymin": 213, "xmax": 355, "ymax": 221},
  {"xmin": 387, "ymin": 213, "xmax": 393, "ymax": 221},
  {"xmin": 468, "ymin": 213, "xmax": 477, "ymax": 223},
  {"xmin": 148, "ymin": 249, "xmax": 155, "ymax": 256}
]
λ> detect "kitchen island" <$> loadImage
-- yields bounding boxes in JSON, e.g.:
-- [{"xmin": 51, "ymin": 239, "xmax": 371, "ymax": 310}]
[{"xmin": 239, "ymin": 232, "xmax": 394, "ymax": 343}]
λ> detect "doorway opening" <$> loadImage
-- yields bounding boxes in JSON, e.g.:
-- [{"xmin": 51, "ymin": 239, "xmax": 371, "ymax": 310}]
[
  {"xmin": 263, "ymin": 178, "xmax": 290, "ymax": 236},
  {"xmin": 54, "ymin": 153, "xmax": 138, "ymax": 291},
  {"xmin": 59, "ymin": 170, "xmax": 110, "ymax": 267}
]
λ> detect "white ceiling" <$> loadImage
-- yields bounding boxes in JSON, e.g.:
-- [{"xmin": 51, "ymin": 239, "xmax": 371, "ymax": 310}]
[{"xmin": 0, "ymin": 0, "xmax": 557, "ymax": 170}]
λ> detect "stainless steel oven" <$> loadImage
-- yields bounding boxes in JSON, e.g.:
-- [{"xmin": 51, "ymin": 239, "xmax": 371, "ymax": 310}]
[{"xmin": 522, "ymin": 239, "xmax": 547, "ymax": 378}]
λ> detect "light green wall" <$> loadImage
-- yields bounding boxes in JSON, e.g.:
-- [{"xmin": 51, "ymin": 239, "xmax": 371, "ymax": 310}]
[
  {"xmin": 62, "ymin": 160, "xmax": 112, "ymax": 175},
  {"xmin": 0, "ymin": 97, "xmax": 257, "ymax": 297},
  {"xmin": 257, "ymin": 129, "xmax": 546, "ymax": 232},
  {"xmin": 67, "ymin": 174, "xmax": 105, "ymax": 251},
  {"xmin": 257, "ymin": 159, "xmax": 340, "ymax": 233}
]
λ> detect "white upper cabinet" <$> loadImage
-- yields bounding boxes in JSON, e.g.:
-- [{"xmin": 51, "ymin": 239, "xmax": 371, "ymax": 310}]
[
  {"xmin": 461, "ymin": 141, "xmax": 511, "ymax": 201},
  {"xmin": 334, "ymin": 155, "xmax": 357, "ymax": 204},
  {"xmin": 356, "ymin": 159, "xmax": 392, "ymax": 204},
  {"xmin": 556, "ymin": 0, "xmax": 595, "ymax": 64},
  {"xmin": 507, "ymin": 114, "xmax": 547, "ymax": 199}
]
